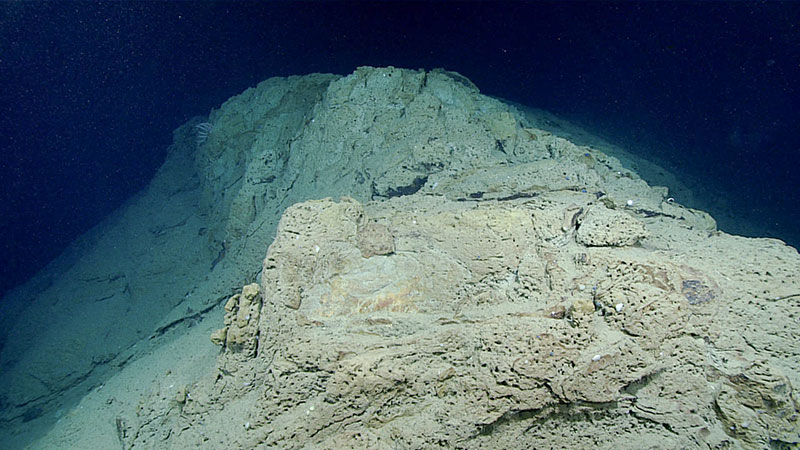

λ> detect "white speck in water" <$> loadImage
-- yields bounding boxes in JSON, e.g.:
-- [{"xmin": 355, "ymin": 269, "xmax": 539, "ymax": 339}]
[{"xmin": 626, "ymin": 199, "xmax": 634, "ymax": 207}]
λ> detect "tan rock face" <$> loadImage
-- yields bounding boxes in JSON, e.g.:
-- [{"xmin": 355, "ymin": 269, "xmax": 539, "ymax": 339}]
[
  {"xmin": 134, "ymin": 194, "xmax": 800, "ymax": 449},
  {"xmin": 126, "ymin": 67, "xmax": 800, "ymax": 450},
  {"xmin": 576, "ymin": 205, "xmax": 648, "ymax": 247},
  {"xmin": 210, "ymin": 283, "xmax": 261, "ymax": 355},
  {"xmin": 356, "ymin": 222, "xmax": 395, "ymax": 258},
  {"xmin": 208, "ymin": 327, "xmax": 226, "ymax": 346}
]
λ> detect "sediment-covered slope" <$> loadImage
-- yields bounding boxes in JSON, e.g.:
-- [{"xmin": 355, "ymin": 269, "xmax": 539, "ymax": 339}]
[
  {"xmin": 3, "ymin": 67, "xmax": 798, "ymax": 449},
  {"xmin": 0, "ymin": 73, "xmax": 338, "ymax": 434}
]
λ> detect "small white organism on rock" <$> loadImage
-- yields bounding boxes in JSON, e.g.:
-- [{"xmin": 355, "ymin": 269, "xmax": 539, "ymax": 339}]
[{"xmin": 195, "ymin": 122, "xmax": 214, "ymax": 145}]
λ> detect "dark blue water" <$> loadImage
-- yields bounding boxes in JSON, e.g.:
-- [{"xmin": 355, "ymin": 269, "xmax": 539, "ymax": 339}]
[{"xmin": 2, "ymin": 2, "xmax": 798, "ymax": 299}]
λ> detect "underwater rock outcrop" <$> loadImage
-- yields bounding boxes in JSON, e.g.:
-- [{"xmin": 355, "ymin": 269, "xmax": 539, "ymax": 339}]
[
  {"xmin": 130, "ymin": 192, "xmax": 800, "ymax": 449},
  {"xmin": 126, "ymin": 67, "xmax": 798, "ymax": 449},
  {"xmin": 3, "ymin": 66, "xmax": 797, "ymax": 449}
]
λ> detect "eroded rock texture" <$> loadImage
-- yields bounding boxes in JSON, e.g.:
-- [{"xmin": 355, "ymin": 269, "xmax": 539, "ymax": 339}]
[
  {"xmin": 132, "ymin": 195, "xmax": 800, "ymax": 449},
  {"xmin": 41, "ymin": 66, "xmax": 793, "ymax": 450}
]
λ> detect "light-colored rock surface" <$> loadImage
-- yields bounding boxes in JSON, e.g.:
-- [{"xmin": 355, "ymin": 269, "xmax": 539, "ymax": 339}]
[
  {"xmin": 3, "ymin": 67, "xmax": 797, "ymax": 449},
  {"xmin": 576, "ymin": 205, "xmax": 648, "ymax": 247},
  {"xmin": 211, "ymin": 284, "xmax": 262, "ymax": 355},
  {"xmin": 125, "ymin": 193, "xmax": 799, "ymax": 449}
]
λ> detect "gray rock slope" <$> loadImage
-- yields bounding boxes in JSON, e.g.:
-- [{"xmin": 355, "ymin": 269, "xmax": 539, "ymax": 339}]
[{"xmin": 1, "ymin": 67, "xmax": 798, "ymax": 449}]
